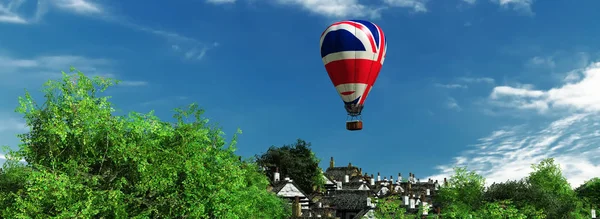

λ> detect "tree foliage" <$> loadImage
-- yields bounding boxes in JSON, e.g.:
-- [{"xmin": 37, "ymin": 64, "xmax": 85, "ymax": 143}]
[
  {"xmin": 0, "ymin": 69, "xmax": 290, "ymax": 218},
  {"xmin": 435, "ymin": 167, "xmax": 485, "ymax": 212},
  {"xmin": 575, "ymin": 177, "xmax": 600, "ymax": 206},
  {"xmin": 255, "ymin": 139, "xmax": 324, "ymax": 194}
]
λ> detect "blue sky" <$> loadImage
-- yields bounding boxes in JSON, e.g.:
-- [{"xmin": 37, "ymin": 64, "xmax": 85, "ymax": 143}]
[{"xmin": 1, "ymin": 0, "xmax": 600, "ymax": 188}]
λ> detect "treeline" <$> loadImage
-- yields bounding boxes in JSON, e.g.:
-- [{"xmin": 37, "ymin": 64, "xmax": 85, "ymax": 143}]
[
  {"xmin": 376, "ymin": 159, "xmax": 599, "ymax": 219},
  {"xmin": 0, "ymin": 71, "xmax": 598, "ymax": 218}
]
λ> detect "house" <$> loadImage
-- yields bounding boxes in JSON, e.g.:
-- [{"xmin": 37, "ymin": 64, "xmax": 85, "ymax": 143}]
[{"xmin": 267, "ymin": 157, "xmax": 443, "ymax": 219}]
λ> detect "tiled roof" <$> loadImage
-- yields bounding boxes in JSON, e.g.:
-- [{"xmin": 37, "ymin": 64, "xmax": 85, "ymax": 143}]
[
  {"xmin": 342, "ymin": 181, "xmax": 366, "ymax": 190},
  {"xmin": 326, "ymin": 190, "xmax": 370, "ymax": 210},
  {"xmin": 271, "ymin": 180, "xmax": 287, "ymax": 193},
  {"xmin": 324, "ymin": 166, "xmax": 359, "ymax": 182}
]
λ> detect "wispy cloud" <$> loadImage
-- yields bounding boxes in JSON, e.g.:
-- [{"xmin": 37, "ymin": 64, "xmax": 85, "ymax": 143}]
[
  {"xmin": 429, "ymin": 60, "xmax": 600, "ymax": 188},
  {"xmin": 206, "ymin": 0, "xmax": 236, "ymax": 4},
  {"xmin": 446, "ymin": 97, "xmax": 462, "ymax": 111},
  {"xmin": 489, "ymin": 62, "xmax": 600, "ymax": 113},
  {"xmin": 0, "ymin": 54, "xmax": 147, "ymax": 87},
  {"xmin": 52, "ymin": 0, "xmax": 103, "ymax": 14},
  {"xmin": 0, "ymin": 0, "xmax": 103, "ymax": 24},
  {"xmin": 273, "ymin": 0, "xmax": 428, "ymax": 19},
  {"xmin": 427, "ymin": 113, "xmax": 600, "ymax": 188},
  {"xmin": 527, "ymin": 56, "xmax": 556, "ymax": 68},
  {"xmin": 457, "ymin": 77, "xmax": 495, "ymax": 84},
  {"xmin": 273, "ymin": 0, "xmax": 384, "ymax": 18},
  {"xmin": 383, "ymin": 0, "xmax": 428, "ymax": 12},
  {"xmin": 0, "ymin": 0, "xmax": 217, "ymax": 61},
  {"xmin": 434, "ymin": 83, "xmax": 468, "ymax": 89},
  {"xmin": 493, "ymin": 0, "xmax": 535, "ymax": 15}
]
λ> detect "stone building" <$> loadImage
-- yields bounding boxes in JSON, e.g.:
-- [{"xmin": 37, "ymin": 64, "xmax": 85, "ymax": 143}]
[{"xmin": 267, "ymin": 157, "xmax": 443, "ymax": 219}]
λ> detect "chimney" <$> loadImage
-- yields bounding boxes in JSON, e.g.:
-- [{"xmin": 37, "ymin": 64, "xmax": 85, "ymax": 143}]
[
  {"xmin": 330, "ymin": 157, "xmax": 334, "ymax": 168},
  {"xmin": 390, "ymin": 175, "xmax": 394, "ymax": 184},
  {"xmin": 421, "ymin": 194, "xmax": 428, "ymax": 216},
  {"xmin": 398, "ymin": 173, "xmax": 402, "ymax": 183},
  {"xmin": 370, "ymin": 177, "xmax": 375, "ymax": 186},
  {"xmin": 444, "ymin": 178, "xmax": 448, "ymax": 186},
  {"xmin": 274, "ymin": 167, "xmax": 280, "ymax": 182},
  {"xmin": 592, "ymin": 207, "xmax": 596, "ymax": 218},
  {"xmin": 359, "ymin": 168, "xmax": 363, "ymax": 175},
  {"xmin": 348, "ymin": 162, "xmax": 352, "ymax": 168},
  {"xmin": 426, "ymin": 188, "xmax": 430, "ymax": 196},
  {"xmin": 417, "ymin": 178, "xmax": 420, "ymax": 183},
  {"xmin": 377, "ymin": 172, "xmax": 381, "ymax": 181},
  {"xmin": 403, "ymin": 193, "xmax": 409, "ymax": 206},
  {"xmin": 367, "ymin": 197, "xmax": 372, "ymax": 207},
  {"xmin": 383, "ymin": 176, "xmax": 387, "ymax": 182},
  {"xmin": 344, "ymin": 175, "xmax": 349, "ymax": 183},
  {"xmin": 435, "ymin": 180, "xmax": 439, "ymax": 190},
  {"xmin": 409, "ymin": 193, "xmax": 415, "ymax": 209},
  {"xmin": 292, "ymin": 196, "xmax": 302, "ymax": 217}
]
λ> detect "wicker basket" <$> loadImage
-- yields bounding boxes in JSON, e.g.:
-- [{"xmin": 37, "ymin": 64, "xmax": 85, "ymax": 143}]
[{"xmin": 346, "ymin": 121, "xmax": 363, "ymax": 131}]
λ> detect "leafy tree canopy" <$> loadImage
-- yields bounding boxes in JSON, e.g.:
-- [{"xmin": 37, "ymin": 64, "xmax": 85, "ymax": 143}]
[
  {"xmin": 255, "ymin": 139, "xmax": 324, "ymax": 194},
  {"xmin": 435, "ymin": 166, "xmax": 485, "ymax": 212},
  {"xmin": 0, "ymin": 69, "xmax": 290, "ymax": 218},
  {"xmin": 575, "ymin": 177, "xmax": 600, "ymax": 206}
]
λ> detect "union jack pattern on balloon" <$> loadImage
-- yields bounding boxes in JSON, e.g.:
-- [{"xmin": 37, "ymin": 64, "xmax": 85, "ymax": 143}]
[{"xmin": 319, "ymin": 20, "xmax": 387, "ymax": 116}]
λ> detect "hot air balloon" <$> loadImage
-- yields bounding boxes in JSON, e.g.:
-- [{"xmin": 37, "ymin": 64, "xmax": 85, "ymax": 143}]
[{"xmin": 319, "ymin": 20, "xmax": 387, "ymax": 131}]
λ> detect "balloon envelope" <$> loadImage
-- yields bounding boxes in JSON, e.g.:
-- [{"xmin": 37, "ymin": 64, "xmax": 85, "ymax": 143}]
[{"xmin": 319, "ymin": 20, "xmax": 387, "ymax": 116}]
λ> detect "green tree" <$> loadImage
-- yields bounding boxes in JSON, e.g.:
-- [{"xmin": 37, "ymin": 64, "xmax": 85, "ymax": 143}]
[
  {"xmin": 0, "ymin": 69, "xmax": 290, "ymax": 218},
  {"xmin": 435, "ymin": 166, "xmax": 485, "ymax": 216},
  {"xmin": 483, "ymin": 179, "xmax": 546, "ymax": 218},
  {"xmin": 374, "ymin": 196, "xmax": 407, "ymax": 219},
  {"xmin": 255, "ymin": 139, "xmax": 324, "ymax": 194},
  {"xmin": 526, "ymin": 158, "xmax": 587, "ymax": 219},
  {"xmin": 575, "ymin": 177, "xmax": 600, "ymax": 206},
  {"xmin": 471, "ymin": 200, "xmax": 538, "ymax": 219}
]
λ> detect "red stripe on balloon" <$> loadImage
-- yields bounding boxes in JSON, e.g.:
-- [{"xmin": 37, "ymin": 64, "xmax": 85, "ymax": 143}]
[{"xmin": 325, "ymin": 59, "xmax": 382, "ymax": 86}]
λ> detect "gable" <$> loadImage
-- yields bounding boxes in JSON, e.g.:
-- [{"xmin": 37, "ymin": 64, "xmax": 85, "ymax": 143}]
[
  {"xmin": 323, "ymin": 175, "xmax": 335, "ymax": 185},
  {"xmin": 377, "ymin": 187, "xmax": 389, "ymax": 196},
  {"xmin": 358, "ymin": 184, "xmax": 370, "ymax": 191},
  {"xmin": 277, "ymin": 183, "xmax": 306, "ymax": 198}
]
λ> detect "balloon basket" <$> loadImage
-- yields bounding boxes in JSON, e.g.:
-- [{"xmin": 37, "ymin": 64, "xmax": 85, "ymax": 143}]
[{"xmin": 346, "ymin": 120, "xmax": 363, "ymax": 131}]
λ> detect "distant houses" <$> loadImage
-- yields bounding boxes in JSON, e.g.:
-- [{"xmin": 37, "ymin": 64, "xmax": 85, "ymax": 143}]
[{"xmin": 266, "ymin": 157, "xmax": 443, "ymax": 219}]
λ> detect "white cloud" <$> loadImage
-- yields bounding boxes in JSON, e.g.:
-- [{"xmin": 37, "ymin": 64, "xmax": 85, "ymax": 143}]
[
  {"xmin": 446, "ymin": 97, "xmax": 462, "ymax": 111},
  {"xmin": 0, "ymin": 0, "xmax": 28, "ymax": 24},
  {"xmin": 0, "ymin": 54, "xmax": 147, "ymax": 87},
  {"xmin": 490, "ymin": 62, "xmax": 600, "ymax": 113},
  {"xmin": 274, "ymin": 0, "xmax": 383, "ymax": 18},
  {"xmin": 528, "ymin": 56, "xmax": 555, "ymax": 68},
  {"xmin": 457, "ymin": 77, "xmax": 495, "ymax": 84},
  {"xmin": 427, "ymin": 113, "xmax": 600, "ymax": 188},
  {"xmin": 0, "ymin": 0, "xmax": 102, "ymax": 24},
  {"xmin": 462, "ymin": 0, "xmax": 476, "ymax": 4},
  {"xmin": 0, "ymin": 0, "xmax": 216, "ymax": 61},
  {"xmin": 383, "ymin": 0, "xmax": 427, "ymax": 12},
  {"xmin": 435, "ymin": 83, "xmax": 468, "ymax": 89},
  {"xmin": 206, "ymin": 0, "xmax": 236, "ymax": 3},
  {"xmin": 52, "ymin": 0, "xmax": 102, "ymax": 14},
  {"xmin": 493, "ymin": 0, "xmax": 535, "ymax": 15}
]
